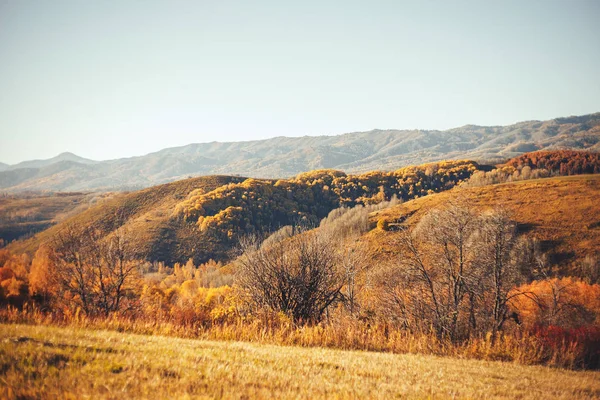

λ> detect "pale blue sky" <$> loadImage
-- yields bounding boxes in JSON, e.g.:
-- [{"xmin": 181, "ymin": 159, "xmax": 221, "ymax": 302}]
[{"xmin": 0, "ymin": 0, "xmax": 599, "ymax": 164}]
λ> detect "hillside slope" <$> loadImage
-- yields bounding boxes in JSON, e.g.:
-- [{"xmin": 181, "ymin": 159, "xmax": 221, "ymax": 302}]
[
  {"xmin": 1, "ymin": 112, "xmax": 599, "ymax": 192},
  {"xmin": 0, "ymin": 192, "xmax": 112, "ymax": 244},
  {"xmin": 6, "ymin": 175, "xmax": 247, "ymax": 262},
  {"xmin": 367, "ymin": 175, "xmax": 600, "ymax": 273},
  {"xmin": 7, "ymin": 162, "xmax": 480, "ymax": 264}
]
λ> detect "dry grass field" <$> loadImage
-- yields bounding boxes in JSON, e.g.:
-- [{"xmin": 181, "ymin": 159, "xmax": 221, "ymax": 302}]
[
  {"xmin": 368, "ymin": 175, "xmax": 600, "ymax": 271},
  {"xmin": 1, "ymin": 323, "xmax": 599, "ymax": 399}
]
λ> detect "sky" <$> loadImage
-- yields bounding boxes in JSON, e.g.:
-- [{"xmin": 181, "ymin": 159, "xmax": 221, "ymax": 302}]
[{"xmin": 0, "ymin": 1, "xmax": 599, "ymax": 164}]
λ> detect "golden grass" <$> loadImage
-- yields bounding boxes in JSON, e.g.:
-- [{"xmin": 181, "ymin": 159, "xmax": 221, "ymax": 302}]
[
  {"xmin": 3, "ymin": 306, "xmax": 592, "ymax": 370},
  {"xmin": 1, "ymin": 323, "xmax": 599, "ymax": 399},
  {"xmin": 368, "ymin": 175, "xmax": 600, "ymax": 270}
]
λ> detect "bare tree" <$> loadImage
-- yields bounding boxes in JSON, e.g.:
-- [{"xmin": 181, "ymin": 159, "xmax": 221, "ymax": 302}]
[
  {"xmin": 404, "ymin": 203, "xmax": 479, "ymax": 339},
  {"xmin": 48, "ymin": 224, "xmax": 141, "ymax": 316},
  {"xmin": 382, "ymin": 201, "xmax": 527, "ymax": 339},
  {"xmin": 477, "ymin": 210, "xmax": 523, "ymax": 333},
  {"xmin": 339, "ymin": 244, "xmax": 370, "ymax": 317},
  {"xmin": 236, "ymin": 228, "xmax": 345, "ymax": 323}
]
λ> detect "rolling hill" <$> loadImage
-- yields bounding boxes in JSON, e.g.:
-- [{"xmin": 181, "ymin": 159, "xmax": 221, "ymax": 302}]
[
  {"xmin": 6, "ymin": 175, "xmax": 247, "ymax": 263},
  {"xmin": 1, "ymin": 112, "xmax": 599, "ymax": 192},
  {"xmin": 0, "ymin": 192, "xmax": 112, "ymax": 244},
  {"xmin": 4, "ymin": 160, "xmax": 598, "ymax": 278},
  {"xmin": 6, "ymin": 161, "xmax": 481, "ymax": 264},
  {"xmin": 366, "ymin": 174, "xmax": 600, "ymax": 275}
]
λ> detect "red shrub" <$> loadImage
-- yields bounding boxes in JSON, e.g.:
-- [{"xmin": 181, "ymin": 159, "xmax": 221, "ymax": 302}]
[{"xmin": 532, "ymin": 325, "xmax": 600, "ymax": 369}]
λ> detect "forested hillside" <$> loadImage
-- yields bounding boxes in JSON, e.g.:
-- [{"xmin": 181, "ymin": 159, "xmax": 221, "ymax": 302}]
[
  {"xmin": 7, "ymin": 161, "xmax": 479, "ymax": 264},
  {"xmin": 5, "ymin": 151, "xmax": 600, "ymax": 266},
  {"xmin": 505, "ymin": 150, "xmax": 600, "ymax": 174}
]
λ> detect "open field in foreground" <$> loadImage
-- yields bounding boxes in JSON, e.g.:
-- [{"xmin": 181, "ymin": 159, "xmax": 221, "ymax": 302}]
[{"xmin": 1, "ymin": 324, "xmax": 599, "ymax": 399}]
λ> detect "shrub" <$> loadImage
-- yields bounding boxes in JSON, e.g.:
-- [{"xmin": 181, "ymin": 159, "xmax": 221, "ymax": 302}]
[{"xmin": 377, "ymin": 218, "xmax": 390, "ymax": 231}]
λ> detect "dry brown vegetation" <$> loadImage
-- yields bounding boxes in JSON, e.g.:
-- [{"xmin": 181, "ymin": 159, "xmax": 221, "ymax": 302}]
[
  {"xmin": 7, "ymin": 161, "xmax": 479, "ymax": 265},
  {"xmin": 2, "ymin": 179, "xmax": 598, "ymax": 369},
  {"xmin": 3, "ymin": 304, "xmax": 596, "ymax": 370},
  {"xmin": 1, "ymin": 158, "xmax": 600, "ymax": 399},
  {"xmin": 0, "ymin": 192, "xmax": 110, "ymax": 245},
  {"xmin": 2, "ymin": 323, "xmax": 599, "ymax": 400},
  {"xmin": 1, "ymin": 176, "xmax": 599, "ymax": 366},
  {"xmin": 369, "ymin": 175, "xmax": 600, "ymax": 274},
  {"xmin": 6, "ymin": 175, "xmax": 247, "ymax": 262}
]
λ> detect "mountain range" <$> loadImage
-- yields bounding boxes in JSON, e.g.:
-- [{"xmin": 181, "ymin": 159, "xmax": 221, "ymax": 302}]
[{"xmin": 2, "ymin": 112, "xmax": 599, "ymax": 192}]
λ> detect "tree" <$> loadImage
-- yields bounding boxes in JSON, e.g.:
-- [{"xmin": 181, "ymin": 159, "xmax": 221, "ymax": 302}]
[
  {"xmin": 29, "ymin": 245, "xmax": 56, "ymax": 304},
  {"xmin": 476, "ymin": 210, "xmax": 524, "ymax": 333},
  {"xmin": 405, "ymin": 202, "xmax": 479, "ymax": 339},
  {"xmin": 48, "ymin": 224, "xmax": 141, "ymax": 316},
  {"xmin": 512, "ymin": 277, "xmax": 600, "ymax": 328},
  {"xmin": 383, "ymin": 201, "xmax": 525, "ymax": 339},
  {"xmin": 339, "ymin": 244, "xmax": 370, "ymax": 317},
  {"xmin": 236, "ymin": 227, "xmax": 344, "ymax": 323}
]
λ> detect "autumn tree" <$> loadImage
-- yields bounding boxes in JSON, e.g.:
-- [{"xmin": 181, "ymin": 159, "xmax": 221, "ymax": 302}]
[
  {"xmin": 47, "ymin": 224, "xmax": 142, "ymax": 316},
  {"xmin": 29, "ymin": 245, "xmax": 56, "ymax": 304},
  {"xmin": 475, "ymin": 210, "xmax": 524, "ymax": 333},
  {"xmin": 339, "ymin": 244, "xmax": 370, "ymax": 317},
  {"xmin": 0, "ymin": 249, "xmax": 30, "ymax": 307},
  {"xmin": 506, "ymin": 150, "xmax": 600, "ymax": 176},
  {"xmin": 511, "ymin": 277, "xmax": 600, "ymax": 328},
  {"xmin": 383, "ymin": 202, "xmax": 525, "ymax": 339},
  {"xmin": 236, "ymin": 227, "xmax": 345, "ymax": 323}
]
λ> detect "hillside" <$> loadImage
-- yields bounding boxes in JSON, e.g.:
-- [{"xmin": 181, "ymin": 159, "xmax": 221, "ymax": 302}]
[
  {"xmin": 2, "ymin": 324, "xmax": 598, "ymax": 399},
  {"xmin": 7, "ymin": 161, "xmax": 480, "ymax": 264},
  {"xmin": 0, "ymin": 192, "xmax": 115, "ymax": 245},
  {"xmin": 6, "ymin": 175, "xmax": 247, "ymax": 262},
  {"xmin": 505, "ymin": 150, "xmax": 600, "ymax": 174},
  {"xmin": 6, "ymin": 156, "xmax": 600, "ymax": 268},
  {"xmin": 1, "ymin": 112, "xmax": 599, "ymax": 192},
  {"xmin": 367, "ymin": 175, "xmax": 600, "ymax": 274}
]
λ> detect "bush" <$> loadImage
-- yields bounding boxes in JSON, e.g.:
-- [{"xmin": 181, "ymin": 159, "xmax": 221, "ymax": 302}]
[{"xmin": 377, "ymin": 218, "xmax": 390, "ymax": 231}]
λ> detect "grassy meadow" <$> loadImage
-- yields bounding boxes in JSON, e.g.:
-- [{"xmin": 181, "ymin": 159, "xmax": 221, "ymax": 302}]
[{"xmin": 1, "ymin": 323, "xmax": 599, "ymax": 399}]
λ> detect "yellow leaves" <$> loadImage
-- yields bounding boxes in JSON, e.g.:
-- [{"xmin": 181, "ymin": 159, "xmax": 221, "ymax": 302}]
[
  {"xmin": 377, "ymin": 218, "xmax": 390, "ymax": 231},
  {"xmin": 197, "ymin": 216, "xmax": 206, "ymax": 231},
  {"xmin": 180, "ymin": 280, "xmax": 199, "ymax": 298},
  {"xmin": 241, "ymin": 178, "xmax": 261, "ymax": 188},
  {"xmin": 172, "ymin": 161, "xmax": 482, "ymax": 249},
  {"xmin": 1, "ymin": 276, "xmax": 23, "ymax": 297}
]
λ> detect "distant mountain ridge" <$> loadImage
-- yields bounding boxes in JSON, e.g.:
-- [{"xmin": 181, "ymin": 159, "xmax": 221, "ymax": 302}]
[
  {"xmin": 5, "ymin": 152, "xmax": 99, "ymax": 171},
  {"xmin": 2, "ymin": 112, "xmax": 599, "ymax": 192}
]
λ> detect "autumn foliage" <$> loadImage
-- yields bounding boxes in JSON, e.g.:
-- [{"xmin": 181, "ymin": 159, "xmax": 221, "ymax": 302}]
[
  {"xmin": 505, "ymin": 150, "xmax": 600, "ymax": 175},
  {"xmin": 511, "ymin": 278, "xmax": 600, "ymax": 329},
  {"xmin": 175, "ymin": 161, "xmax": 479, "ymax": 248},
  {"xmin": 0, "ymin": 249, "xmax": 29, "ymax": 307},
  {"xmin": 2, "ymin": 160, "xmax": 600, "ymax": 369}
]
